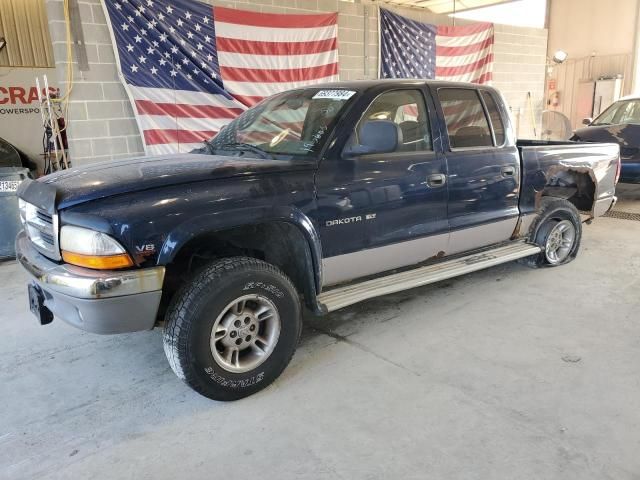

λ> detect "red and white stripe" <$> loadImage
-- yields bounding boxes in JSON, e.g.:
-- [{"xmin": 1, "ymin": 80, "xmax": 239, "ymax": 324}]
[
  {"xmin": 214, "ymin": 7, "xmax": 339, "ymax": 108},
  {"xmin": 129, "ymin": 85, "xmax": 246, "ymax": 156},
  {"xmin": 129, "ymin": 7, "xmax": 339, "ymax": 156},
  {"xmin": 436, "ymin": 23, "xmax": 494, "ymax": 84},
  {"xmin": 441, "ymin": 100, "xmax": 487, "ymax": 133}
]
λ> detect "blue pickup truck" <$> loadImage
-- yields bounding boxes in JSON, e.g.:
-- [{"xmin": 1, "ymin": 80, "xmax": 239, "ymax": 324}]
[{"xmin": 15, "ymin": 80, "xmax": 619, "ymax": 400}]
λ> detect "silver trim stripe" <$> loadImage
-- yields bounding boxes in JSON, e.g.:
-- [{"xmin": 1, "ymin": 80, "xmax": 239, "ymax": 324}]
[
  {"xmin": 321, "ymin": 218, "xmax": 519, "ymax": 287},
  {"xmin": 318, "ymin": 240, "xmax": 542, "ymax": 312},
  {"xmin": 322, "ymin": 233, "xmax": 448, "ymax": 287},
  {"xmin": 447, "ymin": 218, "xmax": 518, "ymax": 256}
]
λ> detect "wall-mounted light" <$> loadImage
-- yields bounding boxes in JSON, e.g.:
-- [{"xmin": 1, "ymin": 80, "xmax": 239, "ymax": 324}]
[
  {"xmin": 552, "ymin": 50, "xmax": 568, "ymax": 64},
  {"xmin": 0, "ymin": 37, "xmax": 6, "ymax": 53},
  {"xmin": 547, "ymin": 50, "xmax": 568, "ymax": 75}
]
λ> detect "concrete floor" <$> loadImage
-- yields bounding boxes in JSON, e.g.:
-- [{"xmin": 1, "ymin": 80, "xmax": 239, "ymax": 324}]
[{"xmin": 2, "ymin": 186, "xmax": 640, "ymax": 480}]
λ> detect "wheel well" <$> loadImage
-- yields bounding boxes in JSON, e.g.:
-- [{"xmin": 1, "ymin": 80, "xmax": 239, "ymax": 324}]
[
  {"xmin": 159, "ymin": 222, "xmax": 316, "ymax": 319},
  {"xmin": 541, "ymin": 169, "xmax": 596, "ymax": 213}
]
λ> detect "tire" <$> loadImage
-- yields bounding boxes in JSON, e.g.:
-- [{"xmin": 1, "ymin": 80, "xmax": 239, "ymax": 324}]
[
  {"xmin": 163, "ymin": 257, "xmax": 302, "ymax": 401},
  {"xmin": 520, "ymin": 197, "xmax": 582, "ymax": 268}
]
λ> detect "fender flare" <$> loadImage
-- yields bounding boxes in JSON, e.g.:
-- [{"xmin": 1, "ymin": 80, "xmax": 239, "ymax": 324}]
[{"xmin": 156, "ymin": 206, "xmax": 324, "ymax": 303}]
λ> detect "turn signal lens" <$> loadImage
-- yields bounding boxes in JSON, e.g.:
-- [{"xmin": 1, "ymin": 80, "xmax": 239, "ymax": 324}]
[{"xmin": 61, "ymin": 251, "xmax": 134, "ymax": 270}]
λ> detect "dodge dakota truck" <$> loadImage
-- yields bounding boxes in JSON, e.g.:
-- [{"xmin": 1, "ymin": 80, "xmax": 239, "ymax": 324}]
[{"xmin": 15, "ymin": 80, "xmax": 619, "ymax": 401}]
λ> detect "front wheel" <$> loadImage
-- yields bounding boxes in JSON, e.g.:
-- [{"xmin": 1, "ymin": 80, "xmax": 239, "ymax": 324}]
[{"xmin": 163, "ymin": 257, "xmax": 302, "ymax": 401}]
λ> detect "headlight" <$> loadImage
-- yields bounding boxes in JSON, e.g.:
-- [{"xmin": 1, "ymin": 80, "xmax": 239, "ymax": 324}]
[{"xmin": 60, "ymin": 225, "xmax": 133, "ymax": 269}]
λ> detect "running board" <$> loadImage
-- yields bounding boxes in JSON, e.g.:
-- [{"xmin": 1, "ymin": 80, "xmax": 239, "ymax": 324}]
[{"xmin": 318, "ymin": 241, "xmax": 542, "ymax": 312}]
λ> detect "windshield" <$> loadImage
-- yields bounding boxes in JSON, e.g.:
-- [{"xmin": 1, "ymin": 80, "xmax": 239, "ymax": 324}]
[
  {"xmin": 197, "ymin": 88, "xmax": 357, "ymax": 159},
  {"xmin": 592, "ymin": 99, "xmax": 640, "ymax": 126}
]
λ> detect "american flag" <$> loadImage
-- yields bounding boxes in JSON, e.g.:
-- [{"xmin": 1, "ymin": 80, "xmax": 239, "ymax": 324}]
[
  {"xmin": 379, "ymin": 8, "xmax": 494, "ymax": 84},
  {"xmin": 103, "ymin": 0, "xmax": 339, "ymax": 155}
]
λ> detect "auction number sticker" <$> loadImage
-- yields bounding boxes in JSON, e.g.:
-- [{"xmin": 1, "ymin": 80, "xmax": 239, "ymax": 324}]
[
  {"xmin": 0, "ymin": 180, "xmax": 21, "ymax": 192},
  {"xmin": 313, "ymin": 90, "xmax": 356, "ymax": 100}
]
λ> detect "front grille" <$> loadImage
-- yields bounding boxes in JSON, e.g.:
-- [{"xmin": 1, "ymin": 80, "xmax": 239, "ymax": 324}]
[
  {"xmin": 23, "ymin": 203, "xmax": 61, "ymax": 260},
  {"xmin": 36, "ymin": 210, "xmax": 52, "ymax": 224}
]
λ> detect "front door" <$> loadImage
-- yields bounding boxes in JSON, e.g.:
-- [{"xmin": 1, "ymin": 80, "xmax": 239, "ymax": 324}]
[
  {"xmin": 316, "ymin": 88, "xmax": 449, "ymax": 286},
  {"xmin": 434, "ymin": 87, "xmax": 520, "ymax": 255}
]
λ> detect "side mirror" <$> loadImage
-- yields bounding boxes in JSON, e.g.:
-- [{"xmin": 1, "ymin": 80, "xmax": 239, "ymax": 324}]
[
  {"xmin": 343, "ymin": 120, "xmax": 401, "ymax": 158},
  {"xmin": 582, "ymin": 117, "xmax": 593, "ymax": 125}
]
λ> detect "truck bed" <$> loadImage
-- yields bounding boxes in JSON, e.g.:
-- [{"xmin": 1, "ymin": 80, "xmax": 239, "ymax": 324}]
[{"xmin": 517, "ymin": 139, "xmax": 619, "ymax": 218}]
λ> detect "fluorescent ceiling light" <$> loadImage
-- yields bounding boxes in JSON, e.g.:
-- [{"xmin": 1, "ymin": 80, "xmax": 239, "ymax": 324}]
[{"xmin": 380, "ymin": 0, "xmax": 514, "ymax": 15}]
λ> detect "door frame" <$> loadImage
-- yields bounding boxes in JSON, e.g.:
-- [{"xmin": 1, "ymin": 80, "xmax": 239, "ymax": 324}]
[{"xmin": 317, "ymin": 84, "xmax": 451, "ymax": 286}]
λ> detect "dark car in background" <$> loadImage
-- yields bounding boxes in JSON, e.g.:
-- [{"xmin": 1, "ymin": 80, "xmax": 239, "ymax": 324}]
[{"xmin": 572, "ymin": 96, "xmax": 640, "ymax": 183}]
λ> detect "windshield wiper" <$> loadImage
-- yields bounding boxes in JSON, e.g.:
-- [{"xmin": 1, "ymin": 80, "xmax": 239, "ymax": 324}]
[
  {"xmin": 201, "ymin": 139, "xmax": 216, "ymax": 154},
  {"xmin": 213, "ymin": 142, "xmax": 273, "ymax": 159},
  {"xmin": 189, "ymin": 139, "xmax": 217, "ymax": 155}
]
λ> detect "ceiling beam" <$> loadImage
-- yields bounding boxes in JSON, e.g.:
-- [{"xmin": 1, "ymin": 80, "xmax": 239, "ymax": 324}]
[{"xmin": 378, "ymin": 0, "xmax": 520, "ymax": 15}]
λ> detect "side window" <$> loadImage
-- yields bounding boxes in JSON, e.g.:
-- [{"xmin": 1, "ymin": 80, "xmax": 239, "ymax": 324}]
[
  {"xmin": 594, "ymin": 101, "xmax": 625, "ymax": 125},
  {"xmin": 357, "ymin": 90, "xmax": 432, "ymax": 152},
  {"xmin": 438, "ymin": 88, "xmax": 493, "ymax": 149},
  {"xmin": 618, "ymin": 100, "xmax": 640, "ymax": 124},
  {"xmin": 481, "ymin": 91, "xmax": 506, "ymax": 145}
]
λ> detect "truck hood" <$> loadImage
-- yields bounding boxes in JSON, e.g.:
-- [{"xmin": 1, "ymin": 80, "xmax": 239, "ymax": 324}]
[{"xmin": 40, "ymin": 153, "xmax": 315, "ymax": 209}]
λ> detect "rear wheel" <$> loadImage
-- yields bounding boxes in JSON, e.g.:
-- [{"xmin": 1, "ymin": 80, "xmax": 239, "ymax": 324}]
[
  {"xmin": 542, "ymin": 219, "xmax": 577, "ymax": 264},
  {"xmin": 521, "ymin": 197, "xmax": 582, "ymax": 268},
  {"xmin": 163, "ymin": 257, "xmax": 302, "ymax": 401}
]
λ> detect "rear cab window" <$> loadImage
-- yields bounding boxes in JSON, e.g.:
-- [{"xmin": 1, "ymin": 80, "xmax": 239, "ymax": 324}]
[
  {"xmin": 480, "ymin": 90, "xmax": 506, "ymax": 145},
  {"xmin": 437, "ymin": 88, "xmax": 498, "ymax": 149}
]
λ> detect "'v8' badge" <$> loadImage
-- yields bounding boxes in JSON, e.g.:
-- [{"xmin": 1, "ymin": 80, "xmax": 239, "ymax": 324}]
[{"xmin": 135, "ymin": 244, "xmax": 156, "ymax": 255}]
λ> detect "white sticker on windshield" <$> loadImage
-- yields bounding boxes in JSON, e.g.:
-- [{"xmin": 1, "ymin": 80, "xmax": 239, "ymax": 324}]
[{"xmin": 313, "ymin": 90, "xmax": 356, "ymax": 100}]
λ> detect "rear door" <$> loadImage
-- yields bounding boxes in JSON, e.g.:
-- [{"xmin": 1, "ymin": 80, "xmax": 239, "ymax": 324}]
[
  {"xmin": 434, "ymin": 87, "xmax": 520, "ymax": 255},
  {"xmin": 316, "ymin": 87, "xmax": 449, "ymax": 286}
]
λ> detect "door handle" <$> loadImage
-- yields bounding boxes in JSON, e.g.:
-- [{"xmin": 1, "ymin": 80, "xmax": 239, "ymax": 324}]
[
  {"xmin": 501, "ymin": 166, "xmax": 516, "ymax": 177},
  {"xmin": 427, "ymin": 173, "xmax": 446, "ymax": 187}
]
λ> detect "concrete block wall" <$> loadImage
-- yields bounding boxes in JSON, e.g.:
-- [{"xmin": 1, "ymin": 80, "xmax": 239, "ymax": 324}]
[
  {"xmin": 46, "ymin": 0, "xmax": 145, "ymax": 165},
  {"xmin": 492, "ymin": 24, "xmax": 548, "ymax": 138},
  {"xmin": 45, "ymin": 0, "xmax": 547, "ymax": 165}
]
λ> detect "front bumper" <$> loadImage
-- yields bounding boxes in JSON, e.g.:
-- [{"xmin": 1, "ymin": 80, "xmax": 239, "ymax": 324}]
[{"xmin": 15, "ymin": 230, "xmax": 165, "ymax": 334}]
